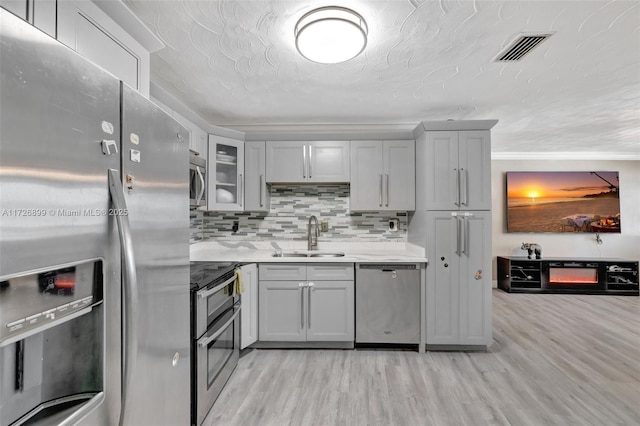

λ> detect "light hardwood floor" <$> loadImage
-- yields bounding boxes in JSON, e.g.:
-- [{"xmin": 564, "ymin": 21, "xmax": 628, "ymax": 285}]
[{"xmin": 205, "ymin": 290, "xmax": 640, "ymax": 426}]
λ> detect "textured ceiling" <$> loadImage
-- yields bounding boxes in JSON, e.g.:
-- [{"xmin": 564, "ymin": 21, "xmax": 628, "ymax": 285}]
[{"xmin": 123, "ymin": 0, "xmax": 640, "ymax": 155}]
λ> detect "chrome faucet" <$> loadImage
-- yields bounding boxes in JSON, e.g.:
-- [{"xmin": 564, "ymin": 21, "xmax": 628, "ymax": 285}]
[{"xmin": 308, "ymin": 215, "xmax": 319, "ymax": 251}]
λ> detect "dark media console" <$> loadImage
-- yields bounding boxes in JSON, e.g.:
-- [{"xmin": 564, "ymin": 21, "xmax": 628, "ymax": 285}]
[{"xmin": 497, "ymin": 256, "xmax": 639, "ymax": 295}]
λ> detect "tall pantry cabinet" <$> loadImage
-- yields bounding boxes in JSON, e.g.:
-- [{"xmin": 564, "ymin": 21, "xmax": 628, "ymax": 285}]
[{"xmin": 414, "ymin": 120, "xmax": 497, "ymax": 349}]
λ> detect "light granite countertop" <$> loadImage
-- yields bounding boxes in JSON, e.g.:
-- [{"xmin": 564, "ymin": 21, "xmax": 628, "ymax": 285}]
[{"xmin": 190, "ymin": 241, "xmax": 428, "ymax": 264}]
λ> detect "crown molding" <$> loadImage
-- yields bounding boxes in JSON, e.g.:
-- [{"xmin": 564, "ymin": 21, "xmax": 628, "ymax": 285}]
[
  {"xmin": 93, "ymin": 0, "xmax": 164, "ymax": 52},
  {"xmin": 229, "ymin": 123, "xmax": 417, "ymax": 141},
  {"xmin": 491, "ymin": 151, "xmax": 640, "ymax": 161}
]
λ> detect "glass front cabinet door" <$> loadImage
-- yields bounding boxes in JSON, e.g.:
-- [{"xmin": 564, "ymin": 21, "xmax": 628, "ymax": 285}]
[{"xmin": 208, "ymin": 135, "xmax": 244, "ymax": 211}]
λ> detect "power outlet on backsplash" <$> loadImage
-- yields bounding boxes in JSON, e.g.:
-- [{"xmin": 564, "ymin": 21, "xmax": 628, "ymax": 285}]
[{"xmin": 321, "ymin": 220, "xmax": 329, "ymax": 232}]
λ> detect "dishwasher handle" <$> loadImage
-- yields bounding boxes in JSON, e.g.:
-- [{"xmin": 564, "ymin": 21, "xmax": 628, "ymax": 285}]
[{"xmin": 358, "ymin": 264, "xmax": 418, "ymax": 270}]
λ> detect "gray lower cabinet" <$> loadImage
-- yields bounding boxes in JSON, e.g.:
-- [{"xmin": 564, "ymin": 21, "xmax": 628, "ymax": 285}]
[
  {"xmin": 240, "ymin": 263, "xmax": 258, "ymax": 349},
  {"xmin": 425, "ymin": 210, "xmax": 492, "ymax": 347},
  {"xmin": 259, "ymin": 263, "xmax": 354, "ymax": 342}
]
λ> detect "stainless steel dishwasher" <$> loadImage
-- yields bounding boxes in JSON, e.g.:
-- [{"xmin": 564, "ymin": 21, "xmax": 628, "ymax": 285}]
[{"xmin": 355, "ymin": 263, "xmax": 421, "ymax": 344}]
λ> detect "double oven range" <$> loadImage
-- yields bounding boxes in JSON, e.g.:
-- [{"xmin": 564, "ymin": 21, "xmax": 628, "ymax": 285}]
[{"xmin": 190, "ymin": 262, "xmax": 241, "ymax": 426}]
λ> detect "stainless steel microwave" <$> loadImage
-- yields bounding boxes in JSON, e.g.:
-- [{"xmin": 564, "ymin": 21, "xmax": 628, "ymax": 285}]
[{"xmin": 190, "ymin": 150, "xmax": 207, "ymax": 207}]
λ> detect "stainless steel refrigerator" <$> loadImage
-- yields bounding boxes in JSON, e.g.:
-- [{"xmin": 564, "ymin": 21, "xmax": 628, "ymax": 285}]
[{"xmin": 0, "ymin": 9, "xmax": 190, "ymax": 425}]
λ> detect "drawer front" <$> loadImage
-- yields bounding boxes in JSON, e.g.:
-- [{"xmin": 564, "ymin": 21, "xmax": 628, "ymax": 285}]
[
  {"xmin": 307, "ymin": 263, "xmax": 354, "ymax": 281},
  {"xmin": 259, "ymin": 263, "xmax": 307, "ymax": 281}
]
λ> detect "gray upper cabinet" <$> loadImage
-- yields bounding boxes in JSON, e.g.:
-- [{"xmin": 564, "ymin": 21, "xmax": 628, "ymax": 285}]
[
  {"xmin": 421, "ymin": 130, "xmax": 491, "ymax": 211},
  {"xmin": 2, "ymin": 0, "xmax": 56, "ymax": 37},
  {"xmin": 266, "ymin": 141, "xmax": 350, "ymax": 183},
  {"xmin": 208, "ymin": 135, "xmax": 244, "ymax": 211},
  {"xmin": 244, "ymin": 141, "xmax": 270, "ymax": 211},
  {"xmin": 350, "ymin": 140, "xmax": 415, "ymax": 211}
]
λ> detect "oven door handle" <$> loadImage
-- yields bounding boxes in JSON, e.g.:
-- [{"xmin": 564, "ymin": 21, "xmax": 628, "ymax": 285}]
[
  {"xmin": 198, "ymin": 305, "xmax": 241, "ymax": 348},
  {"xmin": 197, "ymin": 275, "xmax": 236, "ymax": 299}
]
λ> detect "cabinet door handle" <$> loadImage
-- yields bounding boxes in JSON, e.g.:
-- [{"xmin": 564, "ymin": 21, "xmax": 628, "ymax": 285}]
[
  {"xmin": 239, "ymin": 174, "xmax": 243, "ymax": 207},
  {"xmin": 455, "ymin": 216, "xmax": 462, "ymax": 256},
  {"xmin": 299, "ymin": 283, "xmax": 305, "ymax": 330},
  {"xmin": 461, "ymin": 168, "xmax": 468, "ymax": 206},
  {"xmin": 259, "ymin": 174, "xmax": 264, "ymax": 207},
  {"xmin": 385, "ymin": 174, "xmax": 390, "ymax": 207},
  {"xmin": 302, "ymin": 145, "xmax": 307, "ymax": 178},
  {"xmin": 379, "ymin": 174, "xmax": 383, "ymax": 207},
  {"xmin": 454, "ymin": 168, "xmax": 460, "ymax": 206},
  {"xmin": 308, "ymin": 145, "xmax": 313, "ymax": 178},
  {"xmin": 461, "ymin": 216, "xmax": 467, "ymax": 256},
  {"xmin": 307, "ymin": 282, "xmax": 314, "ymax": 329}
]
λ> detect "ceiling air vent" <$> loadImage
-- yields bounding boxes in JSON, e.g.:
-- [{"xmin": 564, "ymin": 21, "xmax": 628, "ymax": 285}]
[{"xmin": 494, "ymin": 33, "xmax": 553, "ymax": 62}]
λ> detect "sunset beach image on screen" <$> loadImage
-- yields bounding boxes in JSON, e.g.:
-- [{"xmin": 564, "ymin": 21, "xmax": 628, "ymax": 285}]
[{"xmin": 506, "ymin": 171, "xmax": 620, "ymax": 233}]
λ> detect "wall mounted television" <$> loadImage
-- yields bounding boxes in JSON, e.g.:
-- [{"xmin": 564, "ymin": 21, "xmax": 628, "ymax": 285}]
[{"xmin": 506, "ymin": 171, "xmax": 621, "ymax": 233}]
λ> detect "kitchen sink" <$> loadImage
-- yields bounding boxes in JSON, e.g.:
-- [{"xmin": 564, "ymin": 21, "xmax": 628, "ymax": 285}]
[{"xmin": 272, "ymin": 252, "xmax": 345, "ymax": 258}]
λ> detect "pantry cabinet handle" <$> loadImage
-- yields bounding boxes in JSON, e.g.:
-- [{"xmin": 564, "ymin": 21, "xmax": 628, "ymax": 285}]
[
  {"xmin": 461, "ymin": 168, "xmax": 468, "ymax": 206},
  {"xmin": 455, "ymin": 216, "xmax": 462, "ymax": 256},
  {"xmin": 454, "ymin": 169, "xmax": 460, "ymax": 206},
  {"xmin": 379, "ymin": 174, "xmax": 383, "ymax": 207},
  {"xmin": 461, "ymin": 216, "xmax": 467, "ymax": 256}
]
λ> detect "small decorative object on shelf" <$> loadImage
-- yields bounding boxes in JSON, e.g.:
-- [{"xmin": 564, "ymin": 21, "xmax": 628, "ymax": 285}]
[{"xmin": 521, "ymin": 242, "xmax": 542, "ymax": 259}]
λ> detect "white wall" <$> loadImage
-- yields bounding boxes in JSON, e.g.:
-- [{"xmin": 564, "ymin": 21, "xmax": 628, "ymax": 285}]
[{"xmin": 491, "ymin": 160, "xmax": 640, "ymax": 280}]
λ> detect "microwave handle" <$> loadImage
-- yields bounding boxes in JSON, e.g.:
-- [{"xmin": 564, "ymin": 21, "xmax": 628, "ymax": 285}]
[
  {"xmin": 197, "ymin": 304, "xmax": 241, "ymax": 347},
  {"xmin": 108, "ymin": 169, "xmax": 138, "ymax": 426},
  {"xmin": 196, "ymin": 166, "xmax": 205, "ymax": 205}
]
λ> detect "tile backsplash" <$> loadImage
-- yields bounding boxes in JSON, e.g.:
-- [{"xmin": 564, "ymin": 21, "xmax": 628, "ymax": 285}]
[{"xmin": 190, "ymin": 185, "xmax": 407, "ymax": 243}]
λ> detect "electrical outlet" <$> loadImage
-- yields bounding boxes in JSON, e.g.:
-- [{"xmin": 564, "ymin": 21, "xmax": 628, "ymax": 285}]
[
  {"xmin": 321, "ymin": 220, "xmax": 329, "ymax": 232},
  {"xmin": 389, "ymin": 218, "xmax": 399, "ymax": 232}
]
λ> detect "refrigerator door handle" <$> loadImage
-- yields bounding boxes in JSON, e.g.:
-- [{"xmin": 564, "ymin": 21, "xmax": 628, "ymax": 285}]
[{"xmin": 107, "ymin": 169, "xmax": 138, "ymax": 426}]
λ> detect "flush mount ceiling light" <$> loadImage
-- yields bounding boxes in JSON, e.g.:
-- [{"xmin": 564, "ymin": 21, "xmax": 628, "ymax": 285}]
[{"xmin": 295, "ymin": 6, "xmax": 368, "ymax": 64}]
